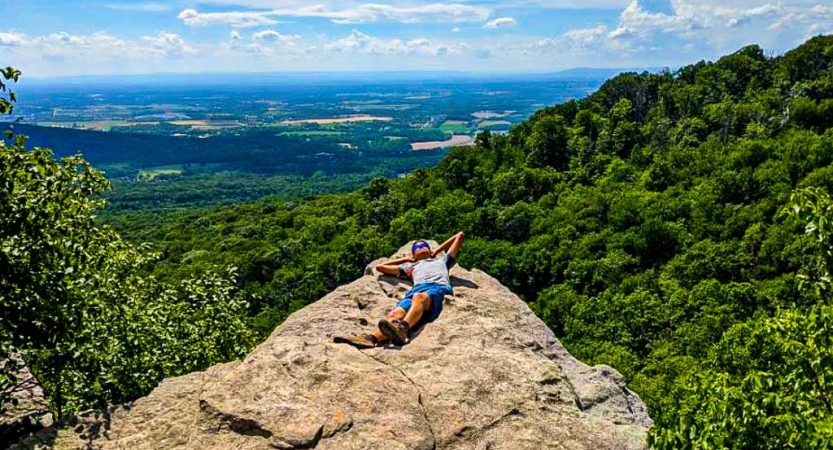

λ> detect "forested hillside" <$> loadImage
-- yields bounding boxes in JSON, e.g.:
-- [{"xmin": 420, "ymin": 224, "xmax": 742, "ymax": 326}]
[
  {"xmin": 113, "ymin": 36, "xmax": 833, "ymax": 447},
  {"xmin": 5, "ymin": 123, "xmax": 446, "ymax": 211}
]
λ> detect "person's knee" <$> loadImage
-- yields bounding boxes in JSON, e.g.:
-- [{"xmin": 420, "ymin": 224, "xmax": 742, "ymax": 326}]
[
  {"xmin": 388, "ymin": 307, "xmax": 406, "ymax": 319},
  {"xmin": 413, "ymin": 292, "xmax": 431, "ymax": 308}
]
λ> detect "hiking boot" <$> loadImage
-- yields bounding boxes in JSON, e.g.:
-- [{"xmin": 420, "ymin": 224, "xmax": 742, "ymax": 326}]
[
  {"xmin": 379, "ymin": 319, "xmax": 410, "ymax": 346},
  {"xmin": 333, "ymin": 334, "xmax": 378, "ymax": 349}
]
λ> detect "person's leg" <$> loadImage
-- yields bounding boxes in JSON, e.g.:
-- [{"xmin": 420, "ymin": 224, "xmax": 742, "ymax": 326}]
[
  {"xmin": 402, "ymin": 292, "xmax": 430, "ymax": 328},
  {"xmin": 335, "ymin": 296, "xmax": 411, "ymax": 349},
  {"xmin": 373, "ymin": 307, "xmax": 406, "ymax": 343}
]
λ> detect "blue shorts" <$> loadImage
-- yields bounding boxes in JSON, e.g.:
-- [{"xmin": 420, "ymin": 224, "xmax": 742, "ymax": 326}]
[{"xmin": 395, "ymin": 282, "xmax": 453, "ymax": 324}]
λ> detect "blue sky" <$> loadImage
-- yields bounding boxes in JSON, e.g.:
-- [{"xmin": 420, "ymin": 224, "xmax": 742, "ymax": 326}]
[{"xmin": 1, "ymin": 0, "xmax": 831, "ymax": 76}]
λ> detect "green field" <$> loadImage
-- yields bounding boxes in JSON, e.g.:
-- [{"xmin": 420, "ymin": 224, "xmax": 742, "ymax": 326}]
[
  {"xmin": 439, "ymin": 123, "xmax": 471, "ymax": 133},
  {"xmin": 138, "ymin": 165, "xmax": 185, "ymax": 180},
  {"xmin": 478, "ymin": 120, "xmax": 512, "ymax": 127},
  {"xmin": 279, "ymin": 130, "xmax": 347, "ymax": 137}
]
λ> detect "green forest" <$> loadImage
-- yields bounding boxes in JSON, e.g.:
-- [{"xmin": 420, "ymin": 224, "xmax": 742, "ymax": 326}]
[
  {"xmin": 6, "ymin": 122, "xmax": 447, "ymax": 212},
  {"xmin": 4, "ymin": 36, "xmax": 833, "ymax": 448}
]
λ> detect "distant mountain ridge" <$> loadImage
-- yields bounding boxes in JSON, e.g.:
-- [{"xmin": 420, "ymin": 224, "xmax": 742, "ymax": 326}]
[{"xmin": 545, "ymin": 67, "xmax": 669, "ymax": 79}]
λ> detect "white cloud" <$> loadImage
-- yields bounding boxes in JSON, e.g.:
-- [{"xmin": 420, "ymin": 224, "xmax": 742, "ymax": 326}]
[
  {"xmin": 200, "ymin": 0, "xmax": 626, "ymax": 10},
  {"xmin": 252, "ymin": 29, "xmax": 301, "ymax": 45},
  {"xmin": 177, "ymin": 8, "xmax": 278, "ymax": 28},
  {"xmin": 452, "ymin": 27, "xmax": 462, "ymax": 33},
  {"xmin": 326, "ymin": 29, "xmax": 464, "ymax": 55},
  {"xmin": 335, "ymin": 3, "xmax": 489, "ymax": 24},
  {"xmin": 178, "ymin": 4, "xmax": 491, "ymax": 26},
  {"xmin": 0, "ymin": 32, "xmax": 27, "ymax": 47},
  {"xmin": 33, "ymin": 32, "xmax": 131, "ymax": 56},
  {"xmin": 531, "ymin": 0, "xmax": 818, "ymax": 60},
  {"xmin": 1, "ymin": 28, "xmax": 308, "ymax": 75},
  {"xmin": 140, "ymin": 32, "xmax": 198, "ymax": 56},
  {"xmin": 2, "ymin": 30, "xmax": 199, "ymax": 69},
  {"xmin": 534, "ymin": 24, "xmax": 634, "ymax": 54},
  {"xmin": 774, "ymin": 3, "xmax": 833, "ymax": 37},
  {"xmin": 484, "ymin": 17, "xmax": 517, "ymax": 29}
]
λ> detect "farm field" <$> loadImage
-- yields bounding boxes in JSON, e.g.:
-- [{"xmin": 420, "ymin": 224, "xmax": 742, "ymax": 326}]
[
  {"xmin": 439, "ymin": 120, "xmax": 472, "ymax": 133},
  {"xmin": 472, "ymin": 110, "xmax": 512, "ymax": 119},
  {"xmin": 138, "ymin": 165, "xmax": 185, "ymax": 180},
  {"xmin": 478, "ymin": 120, "xmax": 512, "ymax": 127},
  {"xmin": 280, "ymin": 115, "xmax": 393, "ymax": 125},
  {"xmin": 279, "ymin": 130, "xmax": 347, "ymax": 137},
  {"xmin": 412, "ymin": 134, "xmax": 475, "ymax": 151}
]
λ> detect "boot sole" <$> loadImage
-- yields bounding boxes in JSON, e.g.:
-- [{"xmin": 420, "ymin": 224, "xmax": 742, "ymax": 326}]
[
  {"xmin": 333, "ymin": 336, "xmax": 375, "ymax": 349},
  {"xmin": 378, "ymin": 319, "xmax": 408, "ymax": 346}
]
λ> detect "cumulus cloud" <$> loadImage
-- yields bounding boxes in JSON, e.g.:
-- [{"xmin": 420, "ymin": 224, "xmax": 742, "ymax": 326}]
[
  {"xmin": 542, "ymin": 25, "xmax": 630, "ymax": 52},
  {"xmin": 531, "ymin": 0, "xmax": 809, "ymax": 59},
  {"xmin": 33, "ymin": 32, "xmax": 131, "ymax": 56},
  {"xmin": 252, "ymin": 29, "xmax": 301, "ymax": 45},
  {"xmin": 484, "ymin": 17, "xmax": 517, "ymax": 29},
  {"xmin": 326, "ymin": 29, "xmax": 464, "ymax": 55},
  {"xmin": 771, "ymin": 3, "xmax": 833, "ymax": 37},
  {"xmin": 140, "ymin": 32, "xmax": 198, "ymax": 56},
  {"xmin": 2, "ymin": 30, "xmax": 201, "ymax": 68},
  {"xmin": 177, "ymin": 8, "xmax": 278, "ymax": 28},
  {"xmin": 0, "ymin": 32, "xmax": 27, "ymax": 47},
  {"xmin": 1, "ymin": 28, "xmax": 312, "ymax": 75}
]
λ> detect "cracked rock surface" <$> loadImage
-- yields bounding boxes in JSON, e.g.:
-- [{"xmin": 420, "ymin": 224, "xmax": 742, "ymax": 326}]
[
  {"xmin": 45, "ymin": 243, "xmax": 652, "ymax": 450},
  {"xmin": 1, "ymin": 354, "xmax": 51, "ymax": 445}
]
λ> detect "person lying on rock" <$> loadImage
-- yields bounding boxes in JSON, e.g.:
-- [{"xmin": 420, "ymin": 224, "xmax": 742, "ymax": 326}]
[{"xmin": 335, "ymin": 231, "xmax": 465, "ymax": 348}]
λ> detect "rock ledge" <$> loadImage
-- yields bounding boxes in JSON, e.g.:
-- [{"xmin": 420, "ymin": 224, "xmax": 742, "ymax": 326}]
[{"xmin": 33, "ymin": 244, "xmax": 652, "ymax": 450}]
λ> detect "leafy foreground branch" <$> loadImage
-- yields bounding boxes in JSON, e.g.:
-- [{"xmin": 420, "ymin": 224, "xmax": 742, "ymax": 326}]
[{"xmin": 0, "ymin": 133, "xmax": 255, "ymax": 419}]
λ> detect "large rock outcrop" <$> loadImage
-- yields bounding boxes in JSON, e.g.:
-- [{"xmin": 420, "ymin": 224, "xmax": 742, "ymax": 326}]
[
  {"xmin": 1, "ymin": 354, "xmax": 51, "ymax": 445},
  {"xmin": 35, "ymin": 244, "xmax": 652, "ymax": 450}
]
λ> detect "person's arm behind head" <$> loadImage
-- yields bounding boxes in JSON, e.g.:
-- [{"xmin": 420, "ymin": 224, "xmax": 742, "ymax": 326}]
[
  {"xmin": 434, "ymin": 231, "xmax": 465, "ymax": 257},
  {"xmin": 447, "ymin": 232, "xmax": 465, "ymax": 258},
  {"xmin": 375, "ymin": 255, "xmax": 415, "ymax": 277},
  {"xmin": 375, "ymin": 263, "xmax": 401, "ymax": 276}
]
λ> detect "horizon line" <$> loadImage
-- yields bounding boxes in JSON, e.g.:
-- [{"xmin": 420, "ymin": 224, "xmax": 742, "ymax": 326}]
[{"xmin": 23, "ymin": 66, "xmax": 672, "ymax": 82}]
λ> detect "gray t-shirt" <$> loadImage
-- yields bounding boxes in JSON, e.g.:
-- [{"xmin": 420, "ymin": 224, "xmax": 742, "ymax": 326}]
[{"xmin": 398, "ymin": 254, "xmax": 457, "ymax": 287}]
